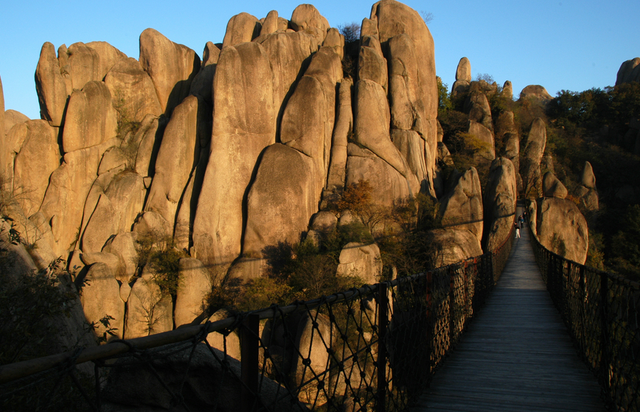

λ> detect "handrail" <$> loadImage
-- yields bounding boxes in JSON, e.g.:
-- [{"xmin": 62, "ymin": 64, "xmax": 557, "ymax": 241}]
[
  {"xmin": 1, "ymin": 221, "xmax": 517, "ymax": 411},
  {"xmin": 527, "ymin": 211, "xmax": 639, "ymax": 412}
]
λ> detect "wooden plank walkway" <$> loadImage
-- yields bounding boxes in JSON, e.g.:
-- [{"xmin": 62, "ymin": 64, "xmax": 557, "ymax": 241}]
[{"xmin": 411, "ymin": 215, "xmax": 606, "ymax": 411}]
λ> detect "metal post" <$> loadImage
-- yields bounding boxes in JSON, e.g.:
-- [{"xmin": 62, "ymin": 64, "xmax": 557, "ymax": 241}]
[
  {"xmin": 241, "ymin": 313, "xmax": 259, "ymax": 412},
  {"xmin": 376, "ymin": 283, "xmax": 388, "ymax": 412}
]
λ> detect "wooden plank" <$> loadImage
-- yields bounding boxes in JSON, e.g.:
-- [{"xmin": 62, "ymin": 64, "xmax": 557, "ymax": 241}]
[{"xmin": 410, "ymin": 222, "xmax": 606, "ymax": 412}]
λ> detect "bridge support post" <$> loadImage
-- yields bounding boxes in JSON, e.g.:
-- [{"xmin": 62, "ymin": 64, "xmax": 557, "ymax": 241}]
[
  {"xmin": 377, "ymin": 283, "xmax": 388, "ymax": 412},
  {"xmin": 240, "ymin": 313, "xmax": 259, "ymax": 412}
]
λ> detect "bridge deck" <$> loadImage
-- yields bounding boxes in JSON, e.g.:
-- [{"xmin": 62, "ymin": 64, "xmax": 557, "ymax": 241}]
[{"xmin": 411, "ymin": 222, "xmax": 606, "ymax": 411}]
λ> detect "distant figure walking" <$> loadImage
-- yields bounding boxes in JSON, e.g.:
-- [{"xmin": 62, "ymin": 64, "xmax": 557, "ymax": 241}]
[
  {"xmin": 518, "ymin": 215, "xmax": 524, "ymax": 229},
  {"xmin": 516, "ymin": 226, "xmax": 521, "ymax": 239}
]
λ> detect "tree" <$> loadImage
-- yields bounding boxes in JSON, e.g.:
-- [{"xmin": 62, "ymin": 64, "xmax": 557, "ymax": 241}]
[{"xmin": 338, "ymin": 22, "xmax": 360, "ymax": 43}]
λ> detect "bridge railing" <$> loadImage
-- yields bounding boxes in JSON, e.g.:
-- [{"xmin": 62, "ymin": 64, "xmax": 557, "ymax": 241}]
[
  {"xmin": 1, "ymin": 226, "xmax": 515, "ymax": 411},
  {"xmin": 529, "ymin": 225, "xmax": 640, "ymax": 412}
]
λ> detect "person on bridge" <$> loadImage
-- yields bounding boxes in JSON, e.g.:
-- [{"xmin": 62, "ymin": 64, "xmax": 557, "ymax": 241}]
[{"xmin": 515, "ymin": 223, "xmax": 521, "ymax": 239}]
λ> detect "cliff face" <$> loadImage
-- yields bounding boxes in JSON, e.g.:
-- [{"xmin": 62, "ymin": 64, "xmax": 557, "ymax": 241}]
[{"xmin": 0, "ymin": 0, "xmax": 593, "ymax": 345}]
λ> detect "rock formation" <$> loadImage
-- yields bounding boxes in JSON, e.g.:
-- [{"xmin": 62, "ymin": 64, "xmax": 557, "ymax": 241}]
[
  {"xmin": 616, "ymin": 58, "xmax": 640, "ymax": 85},
  {"xmin": 483, "ymin": 158, "xmax": 517, "ymax": 251},
  {"xmin": 521, "ymin": 118, "xmax": 547, "ymax": 198},
  {"xmin": 573, "ymin": 161, "xmax": 599, "ymax": 212},
  {"xmin": 451, "ymin": 57, "xmax": 471, "ymax": 97}
]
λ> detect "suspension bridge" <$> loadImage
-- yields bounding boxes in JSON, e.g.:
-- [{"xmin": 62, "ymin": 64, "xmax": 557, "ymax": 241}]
[{"xmin": 1, "ymin": 206, "xmax": 638, "ymax": 411}]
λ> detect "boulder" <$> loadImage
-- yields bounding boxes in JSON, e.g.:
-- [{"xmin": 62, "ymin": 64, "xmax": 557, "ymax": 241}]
[
  {"xmin": 483, "ymin": 158, "xmax": 517, "ymax": 251},
  {"xmin": 439, "ymin": 167, "xmax": 483, "ymax": 243},
  {"xmin": 310, "ymin": 211, "xmax": 338, "ymax": 233},
  {"xmin": 125, "ymin": 272, "xmax": 173, "ymax": 339},
  {"xmin": 62, "ymin": 81, "xmax": 118, "ymax": 153},
  {"xmin": 222, "ymin": 12, "xmax": 260, "ymax": 48},
  {"xmin": 425, "ymin": 229, "xmax": 483, "ymax": 268},
  {"xmin": 242, "ymin": 144, "xmax": 316, "ymax": 262},
  {"xmin": 519, "ymin": 85, "xmax": 552, "ymax": 103},
  {"xmin": 12, "ymin": 120, "xmax": 60, "ymax": 217},
  {"xmin": 336, "ymin": 242, "xmax": 382, "ymax": 285},
  {"xmin": 206, "ymin": 309, "xmax": 241, "ymax": 360},
  {"xmin": 465, "ymin": 91, "xmax": 493, "ymax": 131},
  {"xmin": 104, "ymin": 57, "xmax": 163, "ymax": 123},
  {"xmin": 502, "ymin": 81, "xmax": 513, "ymax": 100},
  {"xmin": 85, "ymin": 41, "xmax": 128, "ymax": 81},
  {"xmin": 468, "ymin": 120, "xmax": 496, "ymax": 163},
  {"xmin": 542, "ymin": 171, "xmax": 568, "ymax": 199},
  {"xmin": 4, "ymin": 110, "xmax": 29, "ymax": 136},
  {"xmin": 521, "ymin": 118, "xmax": 547, "ymax": 198},
  {"xmin": 35, "ymin": 42, "xmax": 69, "ymax": 126},
  {"xmin": 145, "ymin": 96, "xmax": 202, "ymax": 229},
  {"xmin": 456, "ymin": 57, "xmax": 472, "ymax": 82},
  {"xmin": 325, "ymin": 78, "xmax": 353, "ymax": 193},
  {"xmin": 174, "ymin": 258, "xmax": 213, "ymax": 327},
  {"xmin": 290, "ymin": 4, "xmax": 330, "ymax": 46},
  {"xmin": 535, "ymin": 197, "xmax": 589, "ymax": 264},
  {"xmin": 79, "ymin": 263, "xmax": 125, "ymax": 341},
  {"xmin": 193, "ymin": 41, "xmax": 275, "ymax": 271},
  {"xmin": 189, "ymin": 42, "xmax": 220, "ymax": 103},
  {"xmin": 616, "ymin": 58, "xmax": 640, "ymax": 85},
  {"xmin": 132, "ymin": 114, "xmax": 162, "ymax": 177},
  {"xmin": 103, "ymin": 232, "xmax": 138, "ymax": 284},
  {"xmin": 358, "ymin": 37, "xmax": 387, "ymax": 90},
  {"xmin": 260, "ymin": 10, "xmax": 280, "ymax": 37},
  {"xmin": 139, "ymin": 28, "xmax": 201, "ymax": 116},
  {"xmin": 322, "ymin": 27, "xmax": 345, "ymax": 60},
  {"xmin": 581, "ymin": 161, "xmax": 596, "ymax": 189},
  {"xmin": 574, "ymin": 161, "xmax": 599, "ymax": 211}
]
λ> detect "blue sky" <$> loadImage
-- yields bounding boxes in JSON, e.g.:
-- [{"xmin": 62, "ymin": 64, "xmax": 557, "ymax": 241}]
[{"xmin": 1, "ymin": 0, "xmax": 638, "ymax": 120}]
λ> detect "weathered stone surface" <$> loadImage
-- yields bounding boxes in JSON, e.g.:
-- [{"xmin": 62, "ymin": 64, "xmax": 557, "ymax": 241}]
[
  {"xmin": 243, "ymin": 144, "xmax": 316, "ymax": 260},
  {"xmin": 174, "ymin": 258, "xmax": 212, "ymax": 327},
  {"xmin": 322, "ymin": 27, "xmax": 345, "ymax": 59},
  {"xmin": 41, "ymin": 138, "xmax": 119, "ymax": 257},
  {"xmin": 353, "ymin": 79, "xmax": 415, "ymax": 183},
  {"xmin": 125, "ymin": 272, "xmax": 173, "ymax": 339},
  {"xmin": 483, "ymin": 158, "xmax": 517, "ymax": 251},
  {"xmin": 616, "ymin": 57, "xmax": 640, "ymax": 85},
  {"xmin": 521, "ymin": 118, "xmax": 547, "ymax": 198},
  {"xmin": 260, "ymin": 10, "xmax": 280, "ymax": 36},
  {"xmin": 132, "ymin": 114, "xmax": 162, "ymax": 177},
  {"xmin": 103, "ymin": 232, "xmax": 138, "ymax": 284},
  {"xmin": 581, "ymin": 161, "xmax": 596, "ymax": 189},
  {"xmin": 543, "ymin": 171, "xmax": 568, "ymax": 199},
  {"xmin": 373, "ymin": 0, "xmax": 437, "ymax": 186},
  {"xmin": 425, "ymin": 229, "xmax": 483, "ymax": 268},
  {"xmin": 189, "ymin": 42, "xmax": 220, "ymax": 103},
  {"xmin": 35, "ymin": 42, "xmax": 69, "ymax": 126},
  {"xmin": 12, "ymin": 120, "xmax": 60, "ymax": 217},
  {"xmin": 336, "ymin": 242, "xmax": 382, "ymax": 285},
  {"xmin": 139, "ymin": 28, "xmax": 201, "ymax": 116},
  {"xmin": 535, "ymin": 197, "xmax": 589, "ymax": 264},
  {"xmin": 79, "ymin": 263, "xmax": 125, "ymax": 340},
  {"xmin": 86, "ymin": 41, "xmax": 128, "ymax": 81},
  {"xmin": 4, "ymin": 110, "xmax": 30, "ymax": 136},
  {"xmin": 222, "ymin": 12, "xmax": 260, "ymax": 48},
  {"xmin": 64, "ymin": 42, "xmax": 103, "ymax": 91},
  {"xmin": 468, "ymin": 120, "xmax": 495, "ymax": 163},
  {"xmin": 325, "ymin": 78, "xmax": 353, "ymax": 192},
  {"xmin": 291, "ymin": 312, "xmax": 333, "ymax": 404},
  {"xmin": 206, "ymin": 309, "xmax": 241, "ymax": 360},
  {"xmin": 193, "ymin": 41, "xmax": 275, "ymax": 270},
  {"xmin": 258, "ymin": 31, "xmax": 316, "ymax": 120},
  {"xmin": 496, "ymin": 111, "xmax": 519, "ymax": 158},
  {"xmin": 439, "ymin": 167, "xmax": 483, "ymax": 243},
  {"xmin": 81, "ymin": 252, "xmax": 122, "ymax": 277},
  {"xmin": 346, "ymin": 143, "xmax": 419, "ymax": 208},
  {"xmin": 502, "ymin": 80, "xmax": 513, "ymax": 100},
  {"xmin": 98, "ymin": 147, "xmax": 127, "ymax": 176},
  {"xmin": 62, "ymin": 81, "xmax": 118, "ymax": 153},
  {"xmin": 145, "ymin": 96, "xmax": 202, "ymax": 230},
  {"xmin": 465, "ymin": 91, "xmax": 493, "ymax": 131},
  {"xmin": 358, "ymin": 38, "xmax": 387, "ymax": 90},
  {"xmin": 310, "ymin": 211, "xmax": 338, "ymax": 233},
  {"xmin": 104, "ymin": 57, "xmax": 163, "ymax": 122},
  {"xmin": 81, "ymin": 194, "xmax": 117, "ymax": 253},
  {"xmin": 25, "ymin": 212, "xmax": 58, "ymax": 270},
  {"xmin": 519, "ymin": 85, "xmax": 552, "ymax": 103},
  {"xmin": 392, "ymin": 129, "xmax": 427, "ymax": 184},
  {"xmin": 290, "ymin": 3, "xmax": 329, "ymax": 46},
  {"xmin": 132, "ymin": 210, "xmax": 172, "ymax": 242},
  {"xmin": 455, "ymin": 57, "xmax": 471, "ymax": 82}
]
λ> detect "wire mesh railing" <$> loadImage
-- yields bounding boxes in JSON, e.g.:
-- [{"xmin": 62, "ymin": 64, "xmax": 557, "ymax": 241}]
[
  {"xmin": 530, "ymin": 224, "xmax": 640, "ymax": 412},
  {"xmin": 1, "ymin": 226, "xmax": 515, "ymax": 411}
]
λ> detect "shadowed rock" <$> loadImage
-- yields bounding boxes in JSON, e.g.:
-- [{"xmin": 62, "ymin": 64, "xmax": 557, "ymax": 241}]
[{"xmin": 483, "ymin": 158, "xmax": 517, "ymax": 251}]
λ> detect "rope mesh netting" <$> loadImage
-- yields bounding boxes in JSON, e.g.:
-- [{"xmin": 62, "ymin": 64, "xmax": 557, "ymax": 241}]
[
  {"xmin": 531, "ymin": 230, "xmax": 640, "ymax": 412},
  {"xmin": 1, "ymin": 228, "xmax": 516, "ymax": 411}
]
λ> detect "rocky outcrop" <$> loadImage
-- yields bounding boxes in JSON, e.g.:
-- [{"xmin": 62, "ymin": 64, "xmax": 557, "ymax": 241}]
[
  {"xmin": 125, "ymin": 271, "xmax": 173, "ymax": 339},
  {"xmin": 483, "ymin": 158, "xmax": 517, "ymax": 251},
  {"xmin": 222, "ymin": 12, "xmax": 261, "ymax": 48},
  {"xmin": 139, "ymin": 28, "xmax": 201, "ymax": 116},
  {"xmin": 533, "ymin": 197, "xmax": 589, "ymax": 264},
  {"xmin": 573, "ymin": 161, "xmax": 599, "ymax": 211},
  {"xmin": 425, "ymin": 229, "xmax": 483, "ymax": 268},
  {"xmin": 439, "ymin": 167, "xmax": 483, "ymax": 243},
  {"xmin": 79, "ymin": 263, "xmax": 125, "ymax": 341},
  {"xmin": 542, "ymin": 171, "xmax": 568, "ymax": 199},
  {"xmin": 519, "ymin": 85, "xmax": 552, "ymax": 103},
  {"xmin": 451, "ymin": 57, "xmax": 471, "ymax": 97},
  {"xmin": 616, "ymin": 58, "xmax": 640, "ymax": 85},
  {"xmin": 521, "ymin": 118, "xmax": 547, "ymax": 198},
  {"xmin": 174, "ymin": 258, "xmax": 213, "ymax": 327},
  {"xmin": 336, "ymin": 242, "xmax": 382, "ymax": 284}
]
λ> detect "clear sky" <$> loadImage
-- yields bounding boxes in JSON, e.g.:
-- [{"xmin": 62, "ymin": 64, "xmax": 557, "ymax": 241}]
[{"xmin": 1, "ymin": 0, "xmax": 638, "ymax": 120}]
